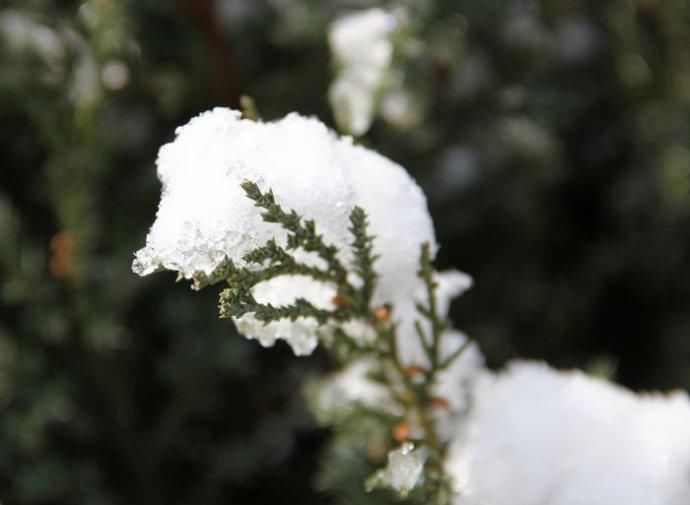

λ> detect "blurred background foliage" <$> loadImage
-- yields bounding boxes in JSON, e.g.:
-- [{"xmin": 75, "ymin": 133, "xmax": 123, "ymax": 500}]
[{"xmin": 0, "ymin": 0, "xmax": 689, "ymax": 503}]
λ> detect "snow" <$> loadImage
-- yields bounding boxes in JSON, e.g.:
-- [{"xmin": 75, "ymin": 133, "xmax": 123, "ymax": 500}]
[
  {"xmin": 432, "ymin": 330, "xmax": 484, "ymax": 440},
  {"xmin": 0, "ymin": 10, "xmax": 65, "ymax": 71},
  {"xmin": 133, "ymin": 108, "xmax": 436, "ymax": 355},
  {"xmin": 435, "ymin": 271, "xmax": 473, "ymax": 316},
  {"xmin": 328, "ymin": 8, "xmax": 397, "ymax": 135},
  {"xmin": 234, "ymin": 314, "xmax": 322, "ymax": 356},
  {"xmin": 308, "ymin": 329, "xmax": 483, "ymax": 439},
  {"xmin": 384, "ymin": 442, "xmax": 427, "ymax": 496},
  {"xmin": 445, "ymin": 361, "xmax": 690, "ymax": 505},
  {"xmin": 366, "ymin": 442, "xmax": 428, "ymax": 496},
  {"xmin": 309, "ymin": 359, "xmax": 398, "ymax": 422},
  {"xmin": 234, "ymin": 275, "xmax": 336, "ymax": 355},
  {"xmin": 395, "ymin": 269, "xmax": 475, "ymax": 367}
]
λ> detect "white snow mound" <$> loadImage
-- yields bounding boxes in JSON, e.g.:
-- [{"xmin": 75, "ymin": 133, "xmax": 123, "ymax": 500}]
[
  {"xmin": 446, "ymin": 361, "xmax": 690, "ymax": 505},
  {"xmin": 133, "ymin": 108, "xmax": 438, "ymax": 355}
]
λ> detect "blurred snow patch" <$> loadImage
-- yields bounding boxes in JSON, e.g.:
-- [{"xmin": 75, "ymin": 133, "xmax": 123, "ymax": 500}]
[
  {"xmin": 328, "ymin": 8, "xmax": 397, "ymax": 135},
  {"xmin": 446, "ymin": 361, "xmax": 690, "ymax": 505}
]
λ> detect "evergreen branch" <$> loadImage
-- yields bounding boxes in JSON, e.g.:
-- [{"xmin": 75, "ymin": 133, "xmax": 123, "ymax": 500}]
[
  {"xmin": 349, "ymin": 206, "xmax": 379, "ymax": 309},
  {"xmin": 326, "ymin": 326, "xmax": 381, "ymax": 363},
  {"xmin": 374, "ymin": 322, "xmax": 443, "ymax": 460},
  {"xmin": 217, "ymin": 260, "xmax": 342, "ymax": 321},
  {"xmin": 242, "ymin": 238, "xmax": 291, "ymax": 265},
  {"xmin": 211, "ymin": 182, "xmax": 462, "ymax": 503},
  {"xmin": 217, "ymin": 261, "xmax": 342, "ymax": 324},
  {"xmin": 258, "ymin": 298, "xmax": 335, "ymax": 324},
  {"xmin": 241, "ymin": 180, "xmax": 350, "ymax": 287},
  {"xmin": 414, "ymin": 319, "xmax": 433, "ymax": 358},
  {"xmin": 192, "ymin": 256, "xmax": 236, "ymax": 290},
  {"xmin": 416, "ymin": 242, "xmax": 445, "ymax": 368},
  {"xmin": 242, "ymin": 238, "xmax": 333, "ymax": 282},
  {"xmin": 439, "ymin": 338, "xmax": 472, "ymax": 370}
]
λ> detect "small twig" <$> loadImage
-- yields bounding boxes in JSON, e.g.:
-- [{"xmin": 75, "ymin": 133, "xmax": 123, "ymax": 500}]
[{"xmin": 214, "ymin": 181, "xmax": 459, "ymax": 503}]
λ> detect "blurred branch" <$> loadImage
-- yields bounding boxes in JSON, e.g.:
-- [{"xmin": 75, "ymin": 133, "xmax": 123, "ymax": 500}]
[{"xmin": 179, "ymin": 0, "xmax": 241, "ymax": 108}]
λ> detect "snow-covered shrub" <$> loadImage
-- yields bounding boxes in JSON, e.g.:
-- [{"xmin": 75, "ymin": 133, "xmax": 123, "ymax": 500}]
[{"xmin": 134, "ymin": 108, "xmax": 690, "ymax": 504}]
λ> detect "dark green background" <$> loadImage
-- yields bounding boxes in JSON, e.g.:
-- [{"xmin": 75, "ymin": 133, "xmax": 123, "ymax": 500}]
[{"xmin": 1, "ymin": 0, "xmax": 689, "ymax": 503}]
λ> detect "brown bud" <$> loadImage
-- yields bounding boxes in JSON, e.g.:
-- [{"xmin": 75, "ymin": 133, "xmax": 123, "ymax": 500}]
[
  {"xmin": 49, "ymin": 256, "xmax": 73, "ymax": 279},
  {"xmin": 374, "ymin": 304, "xmax": 391, "ymax": 323},
  {"xmin": 404, "ymin": 364, "xmax": 426, "ymax": 378},
  {"xmin": 331, "ymin": 294, "xmax": 348, "ymax": 309},
  {"xmin": 49, "ymin": 232, "xmax": 76, "ymax": 280},
  {"xmin": 392, "ymin": 421, "xmax": 410, "ymax": 442},
  {"xmin": 430, "ymin": 397, "xmax": 450, "ymax": 410},
  {"xmin": 50, "ymin": 232, "xmax": 76, "ymax": 256}
]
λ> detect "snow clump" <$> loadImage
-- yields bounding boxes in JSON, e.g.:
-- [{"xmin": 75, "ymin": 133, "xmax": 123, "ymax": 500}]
[
  {"xmin": 329, "ymin": 8, "xmax": 397, "ymax": 136},
  {"xmin": 133, "ymin": 108, "xmax": 441, "ymax": 356},
  {"xmin": 445, "ymin": 361, "xmax": 690, "ymax": 505}
]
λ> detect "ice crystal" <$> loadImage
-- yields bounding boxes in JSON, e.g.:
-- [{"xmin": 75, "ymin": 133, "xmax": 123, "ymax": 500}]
[
  {"xmin": 445, "ymin": 361, "xmax": 690, "ymax": 505},
  {"xmin": 385, "ymin": 442, "xmax": 427, "ymax": 495},
  {"xmin": 367, "ymin": 442, "xmax": 428, "ymax": 497}
]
